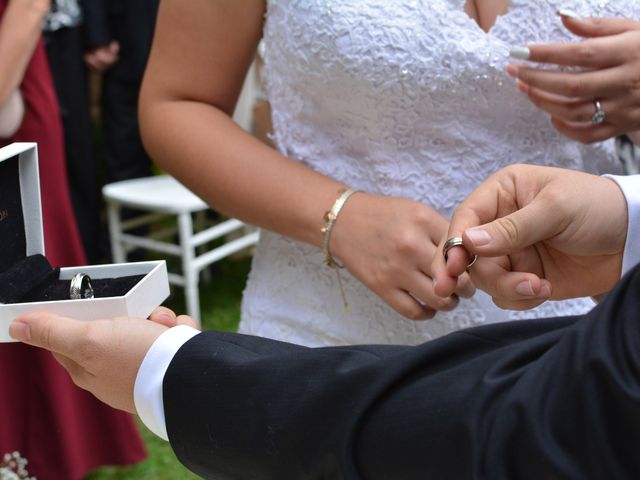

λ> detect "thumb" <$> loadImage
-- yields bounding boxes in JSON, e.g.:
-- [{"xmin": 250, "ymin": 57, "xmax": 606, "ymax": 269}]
[
  {"xmin": 462, "ymin": 199, "xmax": 562, "ymax": 257},
  {"xmin": 10, "ymin": 312, "xmax": 86, "ymax": 358},
  {"xmin": 558, "ymin": 12, "xmax": 640, "ymax": 37}
]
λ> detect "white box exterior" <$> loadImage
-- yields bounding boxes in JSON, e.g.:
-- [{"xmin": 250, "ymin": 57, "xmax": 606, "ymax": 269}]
[{"xmin": 0, "ymin": 261, "xmax": 169, "ymax": 342}]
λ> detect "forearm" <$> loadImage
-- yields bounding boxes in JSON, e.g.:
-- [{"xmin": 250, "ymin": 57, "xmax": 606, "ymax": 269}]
[
  {"xmin": 0, "ymin": 0, "xmax": 49, "ymax": 104},
  {"xmin": 140, "ymin": 0, "xmax": 350, "ymax": 249},
  {"xmin": 164, "ymin": 265, "xmax": 640, "ymax": 479},
  {"xmin": 139, "ymin": 0, "xmax": 458, "ymax": 321},
  {"xmin": 140, "ymin": 98, "xmax": 345, "ymax": 248}
]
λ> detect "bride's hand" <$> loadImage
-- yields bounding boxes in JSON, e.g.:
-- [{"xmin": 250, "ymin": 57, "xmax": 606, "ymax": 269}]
[
  {"xmin": 506, "ymin": 14, "xmax": 640, "ymax": 143},
  {"xmin": 330, "ymin": 193, "xmax": 475, "ymax": 320}
]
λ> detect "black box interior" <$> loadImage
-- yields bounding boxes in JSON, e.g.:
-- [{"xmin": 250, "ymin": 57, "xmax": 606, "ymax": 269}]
[{"xmin": 0, "ymin": 154, "xmax": 144, "ymax": 304}]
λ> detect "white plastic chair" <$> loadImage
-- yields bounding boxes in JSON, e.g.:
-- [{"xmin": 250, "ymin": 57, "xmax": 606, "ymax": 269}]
[{"xmin": 102, "ymin": 175, "xmax": 259, "ymax": 323}]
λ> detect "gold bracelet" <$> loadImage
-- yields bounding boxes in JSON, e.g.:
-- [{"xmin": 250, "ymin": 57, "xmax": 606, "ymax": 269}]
[{"xmin": 321, "ymin": 188, "xmax": 361, "ymax": 311}]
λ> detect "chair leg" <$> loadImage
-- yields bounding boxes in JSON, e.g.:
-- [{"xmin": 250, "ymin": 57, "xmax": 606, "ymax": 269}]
[
  {"xmin": 195, "ymin": 210, "xmax": 212, "ymax": 284},
  {"xmin": 178, "ymin": 212, "xmax": 201, "ymax": 325},
  {"xmin": 106, "ymin": 202, "xmax": 127, "ymax": 263}
]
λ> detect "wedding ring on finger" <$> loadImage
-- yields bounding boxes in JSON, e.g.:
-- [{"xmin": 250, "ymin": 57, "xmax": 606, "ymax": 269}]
[
  {"xmin": 70, "ymin": 273, "xmax": 94, "ymax": 300},
  {"xmin": 443, "ymin": 236, "xmax": 477, "ymax": 270},
  {"xmin": 591, "ymin": 99, "xmax": 605, "ymax": 125}
]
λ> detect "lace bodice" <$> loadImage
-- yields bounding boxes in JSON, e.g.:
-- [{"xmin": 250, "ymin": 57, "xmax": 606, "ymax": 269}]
[{"xmin": 240, "ymin": 0, "xmax": 638, "ymax": 347}]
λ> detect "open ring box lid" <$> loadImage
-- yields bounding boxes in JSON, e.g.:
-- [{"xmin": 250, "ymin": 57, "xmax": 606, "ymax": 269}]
[{"xmin": 0, "ymin": 143, "xmax": 170, "ymax": 342}]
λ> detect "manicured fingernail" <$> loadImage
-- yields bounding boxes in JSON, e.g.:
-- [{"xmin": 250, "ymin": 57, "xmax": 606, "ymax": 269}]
[
  {"xmin": 465, "ymin": 228, "xmax": 492, "ymax": 247},
  {"xmin": 157, "ymin": 312, "xmax": 174, "ymax": 321},
  {"xmin": 509, "ymin": 46, "xmax": 530, "ymax": 60},
  {"xmin": 556, "ymin": 9, "xmax": 581, "ymax": 19},
  {"xmin": 9, "ymin": 321, "xmax": 31, "ymax": 341},
  {"xmin": 515, "ymin": 280, "xmax": 535, "ymax": 296},
  {"xmin": 505, "ymin": 64, "xmax": 519, "ymax": 78}
]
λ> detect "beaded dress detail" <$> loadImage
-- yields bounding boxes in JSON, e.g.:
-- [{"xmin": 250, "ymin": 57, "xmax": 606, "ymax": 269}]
[{"xmin": 240, "ymin": 0, "xmax": 637, "ymax": 346}]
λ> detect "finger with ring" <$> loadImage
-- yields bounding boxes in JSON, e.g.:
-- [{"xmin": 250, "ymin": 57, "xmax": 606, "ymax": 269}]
[{"xmin": 443, "ymin": 236, "xmax": 477, "ymax": 269}]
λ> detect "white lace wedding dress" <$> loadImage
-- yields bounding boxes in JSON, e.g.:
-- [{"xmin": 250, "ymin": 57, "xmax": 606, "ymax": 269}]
[{"xmin": 240, "ymin": 0, "xmax": 637, "ymax": 346}]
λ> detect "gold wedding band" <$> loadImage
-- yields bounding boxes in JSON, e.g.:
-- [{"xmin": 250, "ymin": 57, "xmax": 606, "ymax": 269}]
[{"xmin": 443, "ymin": 236, "xmax": 477, "ymax": 269}]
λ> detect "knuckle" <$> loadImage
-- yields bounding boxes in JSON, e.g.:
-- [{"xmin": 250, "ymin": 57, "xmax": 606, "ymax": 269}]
[
  {"xmin": 411, "ymin": 204, "xmax": 436, "ymax": 229},
  {"xmin": 517, "ymin": 68, "xmax": 530, "ymax": 82},
  {"xmin": 35, "ymin": 316, "xmax": 56, "ymax": 350},
  {"xmin": 368, "ymin": 267, "xmax": 389, "ymax": 292},
  {"xmin": 576, "ymin": 43, "xmax": 597, "ymax": 64},
  {"xmin": 626, "ymin": 72, "xmax": 640, "ymax": 92},
  {"xmin": 403, "ymin": 304, "xmax": 427, "ymax": 320},
  {"xmin": 571, "ymin": 105, "xmax": 592, "ymax": 123},
  {"xmin": 493, "ymin": 216, "xmax": 520, "ymax": 245},
  {"xmin": 502, "ymin": 164, "xmax": 523, "ymax": 177},
  {"xmin": 535, "ymin": 49, "xmax": 550, "ymax": 63},
  {"xmin": 630, "ymin": 33, "xmax": 640, "ymax": 59},
  {"xmin": 401, "ymin": 305, "xmax": 418, "ymax": 320},
  {"xmin": 539, "ymin": 187, "xmax": 563, "ymax": 206},
  {"xmin": 540, "ymin": 190, "xmax": 570, "ymax": 219},
  {"xmin": 395, "ymin": 231, "xmax": 420, "ymax": 255},
  {"xmin": 566, "ymin": 78, "xmax": 586, "ymax": 97},
  {"xmin": 589, "ymin": 18, "xmax": 606, "ymax": 34}
]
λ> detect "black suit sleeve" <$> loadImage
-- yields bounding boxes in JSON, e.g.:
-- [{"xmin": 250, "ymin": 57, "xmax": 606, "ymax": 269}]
[
  {"xmin": 80, "ymin": 0, "xmax": 112, "ymax": 50},
  {"xmin": 163, "ymin": 264, "xmax": 640, "ymax": 480}
]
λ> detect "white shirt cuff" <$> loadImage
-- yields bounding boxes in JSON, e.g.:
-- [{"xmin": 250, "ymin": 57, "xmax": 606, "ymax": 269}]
[
  {"xmin": 604, "ymin": 174, "xmax": 640, "ymax": 276},
  {"xmin": 134, "ymin": 325, "xmax": 200, "ymax": 441}
]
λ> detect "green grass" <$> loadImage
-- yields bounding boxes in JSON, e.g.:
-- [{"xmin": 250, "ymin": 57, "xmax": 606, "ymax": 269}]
[{"xmin": 86, "ymin": 256, "xmax": 252, "ymax": 480}]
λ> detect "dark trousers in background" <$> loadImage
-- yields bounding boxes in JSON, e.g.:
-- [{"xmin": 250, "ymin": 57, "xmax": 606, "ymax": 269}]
[
  {"xmin": 45, "ymin": 26, "xmax": 101, "ymax": 263},
  {"xmin": 101, "ymin": 75, "xmax": 152, "ymax": 184}
]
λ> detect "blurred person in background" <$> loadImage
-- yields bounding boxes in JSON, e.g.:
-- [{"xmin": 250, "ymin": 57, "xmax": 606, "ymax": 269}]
[
  {"xmin": 0, "ymin": 0, "xmax": 146, "ymax": 478},
  {"xmin": 44, "ymin": 0, "xmax": 100, "ymax": 262},
  {"xmin": 80, "ymin": 0, "xmax": 160, "ymax": 262},
  {"xmin": 83, "ymin": 0, "xmax": 159, "ymax": 186},
  {"xmin": 140, "ymin": 1, "xmax": 640, "ymax": 350}
]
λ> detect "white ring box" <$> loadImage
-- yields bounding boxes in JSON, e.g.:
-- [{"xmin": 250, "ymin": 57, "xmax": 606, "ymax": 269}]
[{"xmin": 0, "ymin": 143, "xmax": 170, "ymax": 342}]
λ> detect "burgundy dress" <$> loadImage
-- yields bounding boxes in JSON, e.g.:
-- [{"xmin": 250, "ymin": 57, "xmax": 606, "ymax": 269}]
[{"xmin": 0, "ymin": 3, "xmax": 146, "ymax": 478}]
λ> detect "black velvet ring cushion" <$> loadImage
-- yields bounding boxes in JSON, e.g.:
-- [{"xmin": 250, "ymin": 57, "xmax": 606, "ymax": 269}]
[
  {"xmin": 0, "ymin": 254, "xmax": 145, "ymax": 304},
  {"xmin": 0, "ymin": 153, "xmax": 146, "ymax": 305},
  {"xmin": 0, "ymin": 254, "xmax": 59, "ymax": 303},
  {"xmin": 19, "ymin": 271, "xmax": 146, "ymax": 303}
]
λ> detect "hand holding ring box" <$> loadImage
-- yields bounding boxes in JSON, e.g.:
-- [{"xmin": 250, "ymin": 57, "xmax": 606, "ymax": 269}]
[{"xmin": 0, "ymin": 143, "xmax": 170, "ymax": 342}]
